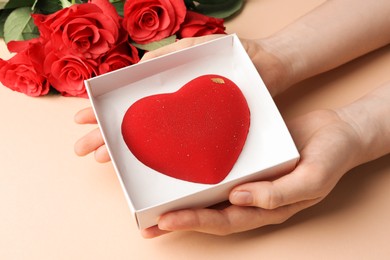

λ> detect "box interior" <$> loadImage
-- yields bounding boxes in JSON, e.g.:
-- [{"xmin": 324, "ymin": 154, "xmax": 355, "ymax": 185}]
[{"xmin": 85, "ymin": 35, "xmax": 298, "ymax": 219}]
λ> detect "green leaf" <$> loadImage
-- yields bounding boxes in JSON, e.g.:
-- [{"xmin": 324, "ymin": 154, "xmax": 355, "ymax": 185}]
[
  {"xmin": 184, "ymin": 0, "xmax": 196, "ymax": 10},
  {"xmin": 59, "ymin": 0, "xmax": 72, "ymax": 8},
  {"xmin": 3, "ymin": 7, "xmax": 39, "ymax": 43},
  {"xmin": 196, "ymin": 0, "xmax": 234, "ymax": 4},
  {"xmin": 111, "ymin": 1, "xmax": 124, "ymax": 17},
  {"xmin": 3, "ymin": 0, "xmax": 35, "ymax": 9},
  {"xmin": 35, "ymin": 0, "xmax": 63, "ymax": 14},
  {"xmin": 132, "ymin": 35, "xmax": 177, "ymax": 52},
  {"xmin": 0, "ymin": 9, "xmax": 11, "ymax": 37},
  {"xmin": 195, "ymin": 0, "xmax": 243, "ymax": 19}
]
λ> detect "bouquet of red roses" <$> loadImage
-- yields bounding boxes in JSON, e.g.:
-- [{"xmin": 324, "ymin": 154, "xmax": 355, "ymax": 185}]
[{"xmin": 0, "ymin": 0, "xmax": 242, "ymax": 98}]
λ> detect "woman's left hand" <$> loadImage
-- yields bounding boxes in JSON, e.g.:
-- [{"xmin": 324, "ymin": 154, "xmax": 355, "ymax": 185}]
[{"xmin": 141, "ymin": 109, "xmax": 361, "ymax": 238}]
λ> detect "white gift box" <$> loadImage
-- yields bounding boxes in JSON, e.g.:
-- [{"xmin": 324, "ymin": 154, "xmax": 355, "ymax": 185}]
[{"xmin": 84, "ymin": 34, "xmax": 299, "ymax": 230}]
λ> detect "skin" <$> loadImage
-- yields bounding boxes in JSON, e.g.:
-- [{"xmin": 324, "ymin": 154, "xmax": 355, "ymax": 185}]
[{"xmin": 74, "ymin": 0, "xmax": 390, "ymax": 238}]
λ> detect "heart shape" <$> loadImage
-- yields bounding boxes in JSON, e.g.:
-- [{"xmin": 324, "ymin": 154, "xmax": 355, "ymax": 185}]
[{"xmin": 121, "ymin": 74, "xmax": 250, "ymax": 184}]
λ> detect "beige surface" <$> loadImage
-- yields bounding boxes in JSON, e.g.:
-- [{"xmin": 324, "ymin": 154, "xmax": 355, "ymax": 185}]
[{"xmin": 1, "ymin": 0, "xmax": 390, "ymax": 259}]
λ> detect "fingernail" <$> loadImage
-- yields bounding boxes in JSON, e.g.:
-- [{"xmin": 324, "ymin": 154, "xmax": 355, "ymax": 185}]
[{"xmin": 231, "ymin": 190, "xmax": 253, "ymax": 205}]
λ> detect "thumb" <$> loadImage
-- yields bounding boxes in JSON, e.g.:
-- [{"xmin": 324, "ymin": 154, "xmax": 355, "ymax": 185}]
[{"xmin": 229, "ymin": 181, "xmax": 285, "ymax": 209}]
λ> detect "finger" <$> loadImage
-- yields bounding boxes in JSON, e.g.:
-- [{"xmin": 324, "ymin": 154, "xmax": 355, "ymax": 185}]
[
  {"xmin": 74, "ymin": 107, "xmax": 97, "ymax": 124},
  {"xmin": 141, "ymin": 226, "xmax": 171, "ymax": 239},
  {"xmin": 74, "ymin": 128, "xmax": 105, "ymax": 157},
  {"xmin": 140, "ymin": 35, "xmax": 224, "ymax": 62},
  {"xmin": 94, "ymin": 145, "xmax": 111, "ymax": 163},
  {"xmin": 229, "ymin": 162, "xmax": 323, "ymax": 210},
  {"xmin": 158, "ymin": 199, "xmax": 321, "ymax": 236}
]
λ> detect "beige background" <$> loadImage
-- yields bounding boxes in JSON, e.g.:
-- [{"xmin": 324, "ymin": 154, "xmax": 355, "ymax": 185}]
[{"xmin": 1, "ymin": 0, "xmax": 390, "ymax": 259}]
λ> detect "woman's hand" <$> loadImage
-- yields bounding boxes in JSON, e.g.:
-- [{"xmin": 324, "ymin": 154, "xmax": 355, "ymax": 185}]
[
  {"xmin": 141, "ymin": 109, "xmax": 362, "ymax": 238},
  {"xmin": 142, "ymin": 79, "xmax": 390, "ymax": 238}
]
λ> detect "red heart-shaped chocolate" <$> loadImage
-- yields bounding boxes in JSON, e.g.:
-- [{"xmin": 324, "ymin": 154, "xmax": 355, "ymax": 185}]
[{"xmin": 121, "ymin": 74, "xmax": 250, "ymax": 184}]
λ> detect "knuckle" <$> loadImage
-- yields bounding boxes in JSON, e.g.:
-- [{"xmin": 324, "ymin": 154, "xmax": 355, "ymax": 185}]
[
  {"xmin": 269, "ymin": 190, "xmax": 283, "ymax": 209},
  {"xmin": 253, "ymin": 182, "xmax": 283, "ymax": 209}
]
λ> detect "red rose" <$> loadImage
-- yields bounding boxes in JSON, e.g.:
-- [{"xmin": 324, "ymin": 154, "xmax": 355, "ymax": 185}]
[
  {"xmin": 0, "ymin": 40, "xmax": 50, "ymax": 97},
  {"xmin": 44, "ymin": 52, "xmax": 98, "ymax": 98},
  {"xmin": 33, "ymin": 0, "xmax": 120, "ymax": 59},
  {"xmin": 122, "ymin": 0, "xmax": 186, "ymax": 44},
  {"xmin": 178, "ymin": 11, "xmax": 226, "ymax": 38},
  {"xmin": 98, "ymin": 39, "xmax": 140, "ymax": 75}
]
